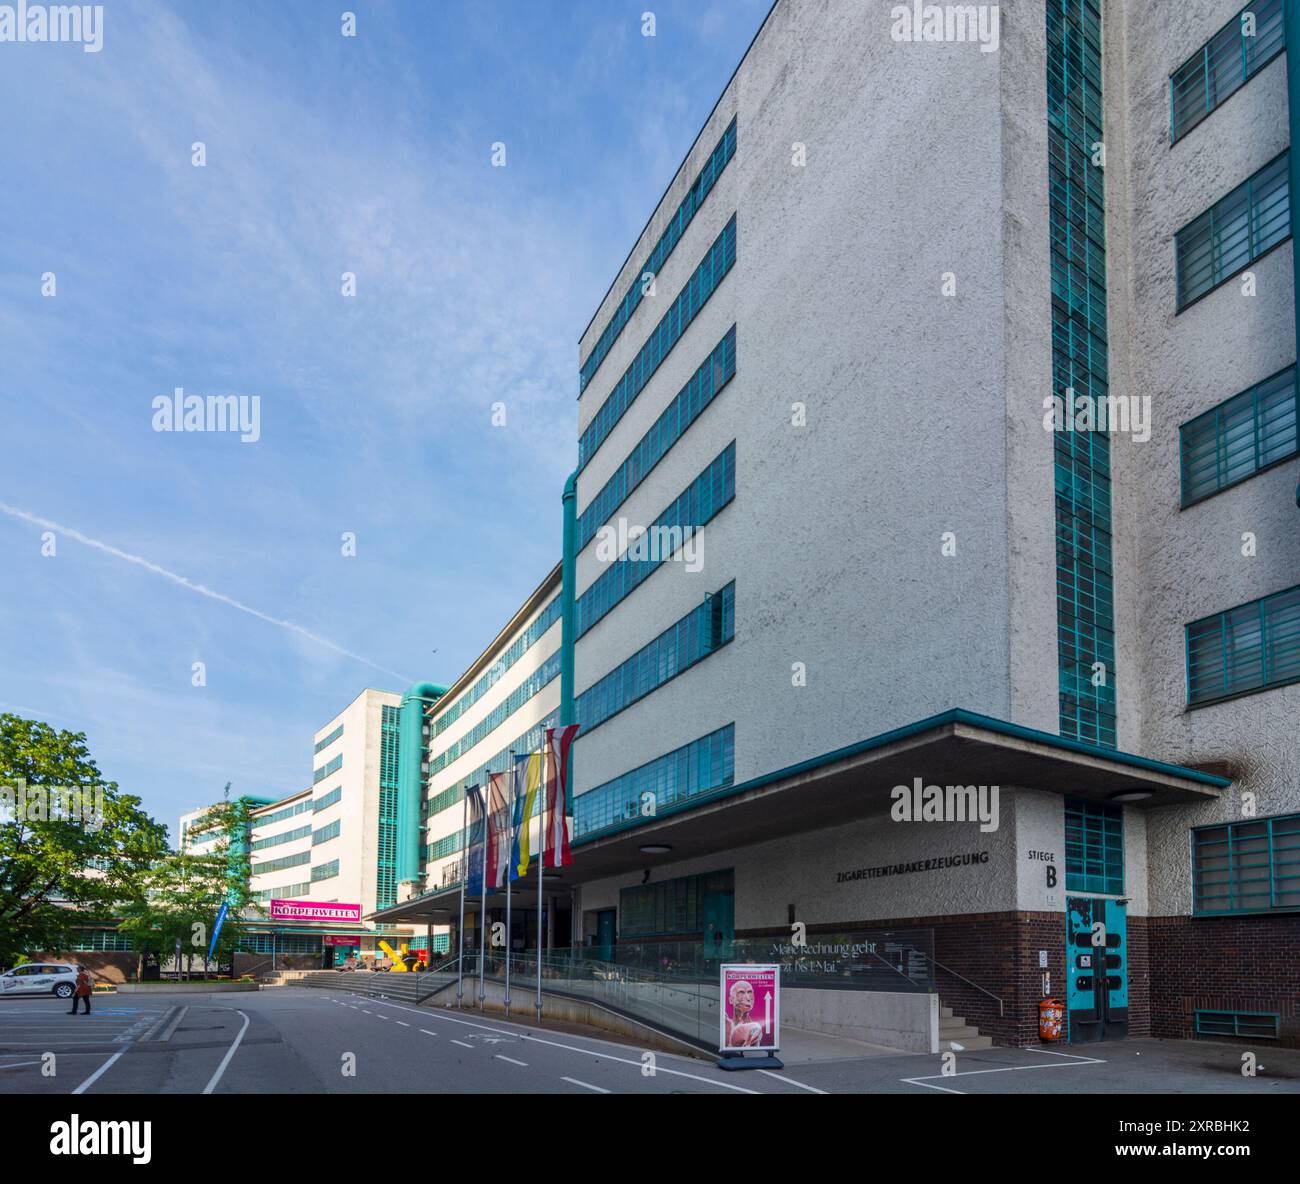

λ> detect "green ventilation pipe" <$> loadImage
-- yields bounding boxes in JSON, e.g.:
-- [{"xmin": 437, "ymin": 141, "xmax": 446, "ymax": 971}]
[
  {"xmin": 561, "ymin": 469, "xmax": 578, "ymax": 727},
  {"xmin": 397, "ymin": 682, "xmax": 448, "ymax": 895},
  {"xmin": 1287, "ymin": 1, "xmax": 1300, "ymax": 510}
]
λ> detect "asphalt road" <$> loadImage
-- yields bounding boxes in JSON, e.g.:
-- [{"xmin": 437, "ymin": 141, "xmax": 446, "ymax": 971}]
[
  {"xmin": 3, "ymin": 987, "xmax": 1298, "ymax": 1095},
  {"xmin": 0, "ymin": 986, "xmax": 819, "ymax": 1095}
]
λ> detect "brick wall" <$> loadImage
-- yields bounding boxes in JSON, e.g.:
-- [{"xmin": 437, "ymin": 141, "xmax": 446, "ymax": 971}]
[
  {"xmin": 741, "ymin": 910, "xmax": 1071, "ymax": 1047},
  {"xmin": 1149, "ymin": 914, "xmax": 1300, "ymax": 1047}
]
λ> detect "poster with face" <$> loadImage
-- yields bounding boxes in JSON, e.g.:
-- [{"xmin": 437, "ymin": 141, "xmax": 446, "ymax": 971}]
[{"xmin": 719, "ymin": 964, "xmax": 780, "ymax": 1053}]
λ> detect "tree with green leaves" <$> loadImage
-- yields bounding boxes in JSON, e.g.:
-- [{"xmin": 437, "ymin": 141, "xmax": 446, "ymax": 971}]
[
  {"xmin": 0, "ymin": 714, "xmax": 168, "ymax": 969},
  {"xmin": 119, "ymin": 786, "xmax": 260, "ymax": 979}
]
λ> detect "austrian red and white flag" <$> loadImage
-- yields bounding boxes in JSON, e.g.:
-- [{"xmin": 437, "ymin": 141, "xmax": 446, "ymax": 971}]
[
  {"xmin": 486, "ymin": 771, "xmax": 510, "ymax": 889},
  {"xmin": 543, "ymin": 724, "xmax": 580, "ymax": 868}
]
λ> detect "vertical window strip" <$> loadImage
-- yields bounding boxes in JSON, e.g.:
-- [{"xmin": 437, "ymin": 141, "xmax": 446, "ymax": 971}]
[
  {"xmin": 1187, "ymin": 584, "xmax": 1300, "ymax": 705},
  {"xmin": 579, "ymin": 216, "xmax": 737, "ymax": 471},
  {"xmin": 580, "ymin": 118, "xmax": 737, "ymax": 393},
  {"xmin": 1048, "ymin": 0, "xmax": 1117, "ymax": 749},
  {"xmin": 1176, "ymin": 151, "xmax": 1291, "ymax": 309},
  {"xmin": 1180, "ymin": 365, "xmax": 1299, "ymax": 505},
  {"xmin": 576, "ymin": 443, "xmax": 736, "ymax": 640},
  {"xmin": 1170, "ymin": 0, "xmax": 1285, "ymax": 142},
  {"xmin": 578, "ymin": 326, "xmax": 737, "ymax": 552}
]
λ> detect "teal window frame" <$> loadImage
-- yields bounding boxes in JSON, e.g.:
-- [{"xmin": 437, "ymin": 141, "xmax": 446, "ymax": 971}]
[
  {"xmin": 312, "ymin": 819, "xmax": 341, "ymax": 846},
  {"xmin": 251, "ymin": 850, "xmax": 311, "ymax": 876},
  {"xmin": 255, "ymin": 799, "xmax": 311, "ymax": 826},
  {"xmin": 313, "ymin": 724, "xmax": 344, "ymax": 754},
  {"xmin": 1192, "ymin": 812, "xmax": 1300, "ymax": 915},
  {"xmin": 251, "ymin": 880, "xmax": 311, "ymax": 903},
  {"xmin": 313, "ymin": 786, "xmax": 342, "ymax": 813},
  {"xmin": 573, "ymin": 724, "xmax": 735, "ymax": 842},
  {"xmin": 1170, "ymin": 0, "xmax": 1285, "ymax": 143},
  {"xmin": 578, "ymin": 327, "xmax": 736, "ymax": 552},
  {"xmin": 1194, "ymin": 1009, "xmax": 1281, "ymax": 1039},
  {"xmin": 311, "ymin": 858, "xmax": 340, "ymax": 883},
  {"xmin": 579, "ymin": 215, "xmax": 737, "ymax": 471},
  {"xmin": 427, "ymin": 596, "xmax": 561, "ymax": 743},
  {"xmin": 427, "ymin": 652, "xmax": 561, "ymax": 775},
  {"xmin": 576, "ymin": 442, "xmax": 735, "ymax": 639},
  {"xmin": 580, "ymin": 118, "xmax": 737, "ymax": 395},
  {"xmin": 1175, "ymin": 150, "xmax": 1291, "ymax": 311},
  {"xmin": 1186, "ymin": 584, "xmax": 1300, "ymax": 706},
  {"xmin": 70, "ymin": 929, "xmax": 133, "ymax": 952},
  {"xmin": 1065, "ymin": 797, "xmax": 1124, "ymax": 895},
  {"xmin": 619, "ymin": 868, "xmax": 733, "ymax": 939},
  {"xmin": 250, "ymin": 824, "xmax": 311, "ymax": 852},
  {"xmin": 239, "ymin": 933, "xmax": 323, "ymax": 954},
  {"xmin": 1180, "ymin": 365, "xmax": 1299, "ymax": 506},
  {"xmin": 577, "ymin": 583, "xmax": 734, "ymax": 735},
  {"xmin": 313, "ymin": 753, "xmax": 343, "ymax": 784}
]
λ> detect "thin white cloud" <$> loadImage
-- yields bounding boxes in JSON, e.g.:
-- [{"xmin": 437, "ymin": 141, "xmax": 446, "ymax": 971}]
[{"xmin": 0, "ymin": 502, "xmax": 411, "ymax": 684}]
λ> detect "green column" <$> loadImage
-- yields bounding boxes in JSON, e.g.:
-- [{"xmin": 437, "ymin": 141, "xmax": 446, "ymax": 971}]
[{"xmin": 397, "ymin": 682, "xmax": 447, "ymax": 894}]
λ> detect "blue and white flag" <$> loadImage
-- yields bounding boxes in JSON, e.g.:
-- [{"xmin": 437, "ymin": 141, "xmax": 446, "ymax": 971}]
[
  {"xmin": 464, "ymin": 784, "xmax": 486, "ymax": 897},
  {"xmin": 208, "ymin": 900, "xmax": 229, "ymax": 961}
]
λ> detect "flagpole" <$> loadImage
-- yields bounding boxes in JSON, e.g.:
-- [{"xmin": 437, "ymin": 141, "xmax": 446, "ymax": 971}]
[
  {"xmin": 536, "ymin": 738, "xmax": 546, "ymax": 1022},
  {"xmin": 479, "ymin": 782, "xmax": 490, "ymax": 1009},
  {"xmin": 505, "ymin": 755, "xmax": 513, "ymax": 1018},
  {"xmin": 456, "ymin": 782, "xmax": 468, "ymax": 1009}
]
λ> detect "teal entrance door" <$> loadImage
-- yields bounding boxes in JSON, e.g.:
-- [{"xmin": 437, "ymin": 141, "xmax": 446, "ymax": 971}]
[
  {"xmin": 1066, "ymin": 897, "xmax": 1128, "ymax": 1042},
  {"xmin": 595, "ymin": 909, "xmax": 615, "ymax": 962},
  {"xmin": 702, "ymin": 891, "xmax": 734, "ymax": 961}
]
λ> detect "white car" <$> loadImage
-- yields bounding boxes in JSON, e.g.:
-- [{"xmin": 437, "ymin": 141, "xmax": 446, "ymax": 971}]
[{"xmin": 0, "ymin": 963, "xmax": 80, "ymax": 999}]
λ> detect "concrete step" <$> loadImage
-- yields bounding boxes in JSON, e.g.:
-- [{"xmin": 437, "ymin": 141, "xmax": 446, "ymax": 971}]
[
  {"xmin": 940, "ymin": 1034, "xmax": 995, "ymax": 1051},
  {"xmin": 939, "ymin": 1023, "xmax": 982, "ymax": 1040},
  {"xmin": 940, "ymin": 1005, "xmax": 954, "ymax": 1019}
]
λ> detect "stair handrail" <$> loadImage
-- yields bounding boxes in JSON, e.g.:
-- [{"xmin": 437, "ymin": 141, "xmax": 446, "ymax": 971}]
[{"xmin": 913, "ymin": 953, "xmax": 1003, "ymax": 1017}]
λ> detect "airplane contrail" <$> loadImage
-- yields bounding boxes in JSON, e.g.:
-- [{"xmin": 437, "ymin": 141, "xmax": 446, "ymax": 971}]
[{"xmin": 0, "ymin": 502, "xmax": 412, "ymax": 684}]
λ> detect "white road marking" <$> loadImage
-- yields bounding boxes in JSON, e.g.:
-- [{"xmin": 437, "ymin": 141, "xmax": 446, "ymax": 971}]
[
  {"xmin": 363, "ymin": 997, "xmax": 760, "ymax": 1094},
  {"xmin": 419, "ymin": 1029, "xmax": 439, "ymax": 1037},
  {"xmin": 395, "ymin": 1021, "xmax": 410, "ymax": 1027},
  {"xmin": 201, "ymin": 1010, "xmax": 250, "ymax": 1095},
  {"xmin": 903, "ymin": 1052, "xmax": 1105, "ymax": 1093},
  {"xmin": 0, "ymin": 1060, "xmax": 43, "ymax": 1070},
  {"xmin": 758, "ymin": 1068, "xmax": 827, "ymax": 1094},
  {"xmin": 562, "ymin": 1076, "xmax": 610, "ymax": 1094},
  {"xmin": 494, "ymin": 1054, "xmax": 528, "ymax": 1067},
  {"xmin": 72, "ymin": 1050, "xmax": 126, "ymax": 1095},
  {"xmin": 451, "ymin": 1039, "xmax": 475, "ymax": 1049}
]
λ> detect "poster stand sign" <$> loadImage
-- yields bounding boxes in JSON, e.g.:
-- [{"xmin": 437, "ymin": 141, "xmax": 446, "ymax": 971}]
[{"xmin": 717, "ymin": 963, "xmax": 783, "ymax": 1071}]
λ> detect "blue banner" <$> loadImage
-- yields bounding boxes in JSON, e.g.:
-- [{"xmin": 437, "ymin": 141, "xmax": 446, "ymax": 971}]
[{"xmin": 208, "ymin": 900, "xmax": 229, "ymax": 961}]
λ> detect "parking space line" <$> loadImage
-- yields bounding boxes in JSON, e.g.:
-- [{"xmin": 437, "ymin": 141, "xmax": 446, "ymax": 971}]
[
  {"xmin": 758, "ymin": 1068, "xmax": 827, "ymax": 1094},
  {"xmin": 562, "ymin": 1076, "xmax": 611, "ymax": 1094},
  {"xmin": 72, "ymin": 1050, "xmax": 126, "ymax": 1095},
  {"xmin": 201, "ymin": 1010, "xmax": 250, "ymax": 1095}
]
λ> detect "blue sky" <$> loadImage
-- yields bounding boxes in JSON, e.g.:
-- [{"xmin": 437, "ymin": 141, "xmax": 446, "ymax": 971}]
[{"xmin": 0, "ymin": 0, "xmax": 771, "ymax": 834}]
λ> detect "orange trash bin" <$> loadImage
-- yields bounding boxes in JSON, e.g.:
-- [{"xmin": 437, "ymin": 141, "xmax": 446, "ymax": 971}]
[{"xmin": 1039, "ymin": 997, "xmax": 1064, "ymax": 1041}]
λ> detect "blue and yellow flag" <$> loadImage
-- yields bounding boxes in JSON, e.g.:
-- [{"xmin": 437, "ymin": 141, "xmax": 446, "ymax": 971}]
[{"xmin": 511, "ymin": 752, "xmax": 542, "ymax": 880}]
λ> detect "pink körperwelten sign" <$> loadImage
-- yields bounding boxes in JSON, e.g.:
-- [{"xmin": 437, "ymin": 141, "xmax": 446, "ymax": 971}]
[
  {"xmin": 269, "ymin": 899, "xmax": 362, "ymax": 923},
  {"xmin": 719, "ymin": 964, "xmax": 781, "ymax": 1053}
]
